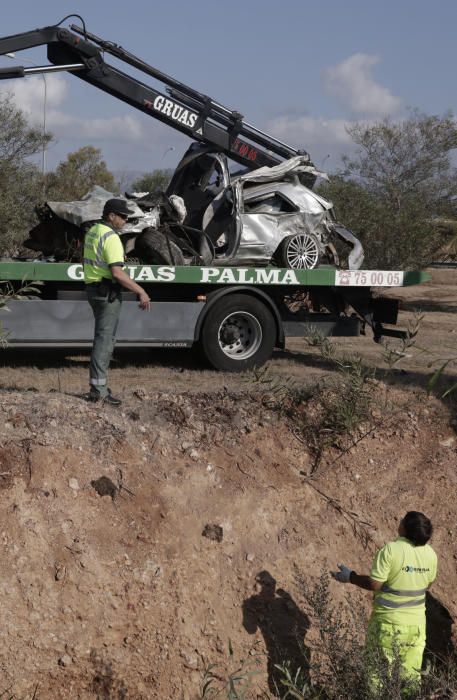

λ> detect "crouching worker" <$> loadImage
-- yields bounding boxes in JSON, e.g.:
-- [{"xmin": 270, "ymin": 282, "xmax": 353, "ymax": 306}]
[
  {"xmin": 331, "ymin": 511, "xmax": 437, "ymax": 690},
  {"xmin": 84, "ymin": 198, "xmax": 151, "ymax": 406}
]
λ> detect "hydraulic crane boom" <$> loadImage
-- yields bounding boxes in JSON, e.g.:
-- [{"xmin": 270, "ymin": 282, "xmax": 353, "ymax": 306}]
[{"xmin": 0, "ymin": 19, "xmax": 312, "ymax": 171}]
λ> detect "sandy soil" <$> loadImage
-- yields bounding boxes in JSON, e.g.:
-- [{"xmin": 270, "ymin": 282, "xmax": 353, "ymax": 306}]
[{"xmin": 0, "ymin": 268, "xmax": 455, "ymax": 699}]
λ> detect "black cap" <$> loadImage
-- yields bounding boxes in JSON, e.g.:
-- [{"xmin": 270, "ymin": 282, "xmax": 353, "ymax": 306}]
[{"xmin": 103, "ymin": 198, "xmax": 133, "ymax": 218}]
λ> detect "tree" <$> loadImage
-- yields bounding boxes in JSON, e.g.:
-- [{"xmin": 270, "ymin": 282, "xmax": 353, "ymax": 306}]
[
  {"xmin": 130, "ymin": 168, "xmax": 173, "ymax": 193},
  {"xmin": 319, "ymin": 111, "xmax": 457, "ymax": 269},
  {"xmin": 45, "ymin": 146, "xmax": 118, "ymax": 201},
  {"xmin": 0, "ymin": 95, "xmax": 51, "ymax": 255}
]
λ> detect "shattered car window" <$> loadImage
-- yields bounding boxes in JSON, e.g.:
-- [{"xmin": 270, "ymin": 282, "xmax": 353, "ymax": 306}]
[{"xmin": 243, "ymin": 192, "xmax": 298, "ymax": 215}]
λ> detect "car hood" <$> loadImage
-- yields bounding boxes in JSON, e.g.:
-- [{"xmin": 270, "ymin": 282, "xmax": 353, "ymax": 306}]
[{"xmin": 46, "ymin": 186, "xmax": 145, "ymax": 227}]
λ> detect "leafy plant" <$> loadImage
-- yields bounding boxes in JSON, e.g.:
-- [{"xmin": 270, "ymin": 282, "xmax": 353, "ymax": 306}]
[
  {"xmin": 0, "ymin": 94, "xmax": 53, "ymax": 255},
  {"xmin": 242, "ymin": 364, "xmax": 300, "ymax": 409},
  {"xmin": 380, "ymin": 311, "xmax": 423, "ymax": 371},
  {"xmin": 427, "ymin": 353, "xmax": 457, "ymax": 399},
  {"xmin": 199, "ymin": 640, "xmax": 262, "ymax": 699},
  {"xmin": 274, "ymin": 661, "xmax": 321, "ymax": 699},
  {"xmin": 45, "ymin": 145, "xmax": 118, "ymax": 201},
  {"xmin": 294, "ymin": 337, "xmax": 376, "ymax": 472}
]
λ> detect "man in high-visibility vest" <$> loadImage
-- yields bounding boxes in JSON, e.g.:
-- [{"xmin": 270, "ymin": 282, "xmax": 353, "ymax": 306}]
[
  {"xmin": 84, "ymin": 198, "xmax": 151, "ymax": 406},
  {"xmin": 331, "ymin": 511, "xmax": 437, "ymax": 686}
]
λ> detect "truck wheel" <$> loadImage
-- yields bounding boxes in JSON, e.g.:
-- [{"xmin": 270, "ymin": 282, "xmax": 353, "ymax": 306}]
[
  {"xmin": 135, "ymin": 227, "xmax": 185, "ymax": 265},
  {"xmin": 200, "ymin": 294, "xmax": 276, "ymax": 371},
  {"xmin": 276, "ymin": 231, "xmax": 320, "ymax": 269}
]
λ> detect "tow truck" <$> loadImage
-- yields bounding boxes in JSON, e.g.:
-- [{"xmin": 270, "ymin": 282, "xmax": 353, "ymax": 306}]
[{"xmin": 0, "ymin": 17, "xmax": 429, "ymax": 371}]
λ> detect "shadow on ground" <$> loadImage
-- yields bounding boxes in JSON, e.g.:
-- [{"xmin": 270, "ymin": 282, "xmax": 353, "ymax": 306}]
[{"xmin": 243, "ymin": 571, "xmax": 310, "ymax": 697}]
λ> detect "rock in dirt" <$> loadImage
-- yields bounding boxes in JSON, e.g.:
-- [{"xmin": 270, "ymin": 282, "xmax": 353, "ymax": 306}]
[
  {"xmin": 54, "ymin": 563, "xmax": 66, "ymax": 581},
  {"xmin": 202, "ymin": 524, "xmax": 223, "ymax": 542},
  {"xmin": 91, "ymin": 476, "xmax": 118, "ymax": 499},
  {"xmin": 58, "ymin": 654, "xmax": 72, "ymax": 667},
  {"xmin": 68, "ymin": 478, "xmax": 79, "ymax": 491},
  {"xmin": 181, "ymin": 651, "xmax": 198, "ymax": 670},
  {"xmin": 439, "ymin": 437, "xmax": 455, "ymax": 448}
]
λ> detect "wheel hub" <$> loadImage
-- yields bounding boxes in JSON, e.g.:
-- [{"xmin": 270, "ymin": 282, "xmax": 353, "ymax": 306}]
[
  {"xmin": 220, "ymin": 323, "xmax": 241, "ymax": 345},
  {"xmin": 218, "ymin": 312, "xmax": 263, "ymax": 359},
  {"xmin": 285, "ymin": 233, "xmax": 319, "ymax": 269}
]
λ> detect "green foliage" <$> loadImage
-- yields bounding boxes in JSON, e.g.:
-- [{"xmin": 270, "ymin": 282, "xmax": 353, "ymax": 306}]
[
  {"xmin": 274, "ymin": 662, "xmax": 319, "ymax": 699},
  {"xmin": 0, "ymin": 95, "xmax": 51, "ymax": 255},
  {"xmin": 317, "ymin": 340, "xmax": 375, "ymax": 435},
  {"xmin": 130, "ymin": 168, "xmax": 173, "ymax": 193},
  {"xmin": 319, "ymin": 111, "xmax": 457, "ymax": 269},
  {"xmin": 292, "ymin": 337, "xmax": 376, "ymax": 472},
  {"xmin": 199, "ymin": 641, "xmax": 261, "ymax": 699},
  {"xmin": 380, "ymin": 312, "xmax": 423, "ymax": 371},
  {"xmin": 45, "ymin": 145, "xmax": 118, "ymax": 201},
  {"xmin": 241, "ymin": 364, "xmax": 300, "ymax": 409},
  {"xmin": 427, "ymin": 354, "xmax": 457, "ymax": 399}
]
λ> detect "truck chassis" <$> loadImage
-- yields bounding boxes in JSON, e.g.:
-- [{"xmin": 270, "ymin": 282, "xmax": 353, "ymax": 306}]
[{"xmin": 0, "ymin": 262, "xmax": 428, "ymax": 372}]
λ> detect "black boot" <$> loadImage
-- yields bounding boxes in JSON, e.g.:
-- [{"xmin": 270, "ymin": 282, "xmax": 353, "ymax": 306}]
[
  {"xmin": 103, "ymin": 390, "xmax": 122, "ymax": 407},
  {"xmin": 88, "ymin": 388, "xmax": 122, "ymax": 406}
]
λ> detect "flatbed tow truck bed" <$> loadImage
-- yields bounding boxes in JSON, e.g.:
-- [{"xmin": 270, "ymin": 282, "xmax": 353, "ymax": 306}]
[{"xmin": 0, "ymin": 261, "xmax": 429, "ymax": 371}]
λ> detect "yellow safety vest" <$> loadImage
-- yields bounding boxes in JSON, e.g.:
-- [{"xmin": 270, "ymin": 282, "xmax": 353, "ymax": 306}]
[
  {"xmin": 370, "ymin": 537, "xmax": 437, "ymax": 624},
  {"xmin": 83, "ymin": 222, "xmax": 125, "ymax": 284}
]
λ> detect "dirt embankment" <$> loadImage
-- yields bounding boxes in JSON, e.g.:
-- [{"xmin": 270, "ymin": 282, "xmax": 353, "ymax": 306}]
[{"xmin": 0, "ymin": 382, "xmax": 455, "ymax": 699}]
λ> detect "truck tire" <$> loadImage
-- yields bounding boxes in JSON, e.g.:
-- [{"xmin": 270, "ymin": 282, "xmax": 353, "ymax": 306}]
[
  {"xmin": 276, "ymin": 231, "xmax": 320, "ymax": 269},
  {"xmin": 135, "ymin": 227, "xmax": 185, "ymax": 265},
  {"xmin": 200, "ymin": 294, "xmax": 276, "ymax": 372}
]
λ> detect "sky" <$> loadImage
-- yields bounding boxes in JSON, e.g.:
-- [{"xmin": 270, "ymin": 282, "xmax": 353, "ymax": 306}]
[{"xmin": 0, "ymin": 0, "xmax": 456, "ymax": 180}]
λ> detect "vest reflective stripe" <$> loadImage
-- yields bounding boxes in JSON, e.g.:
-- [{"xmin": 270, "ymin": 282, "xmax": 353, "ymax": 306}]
[
  {"xmin": 95, "ymin": 230, "xmax": 116, "ymax": 264},
  {"xmin": 381, "ymin": 585, "xmax": 427, "ymax": 597},
  {"xmin": 85, "ymin": 227, "xmax": 116, "ymax": 267},
  {"xmin": 376, "ymin": 596, "xmax": 426, "ymax": 609},
  {"xmin": 83, "ymin": 257, "xmax": 109, "ymax": 269}
]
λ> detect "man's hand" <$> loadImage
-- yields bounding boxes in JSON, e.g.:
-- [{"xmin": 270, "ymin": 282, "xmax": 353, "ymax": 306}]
[
  {"xmin": 331, "ymin": 563, "xmax": 353, "ymax": 583},
  {"xmin": 138, "ymin": 291, "xmax": 151, "ymax": 311}
]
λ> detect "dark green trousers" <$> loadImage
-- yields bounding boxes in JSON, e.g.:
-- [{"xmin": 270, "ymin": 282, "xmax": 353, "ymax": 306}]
[{"xmin": 86, "ymin": 285, "xmax": 122, "ymax": 397}]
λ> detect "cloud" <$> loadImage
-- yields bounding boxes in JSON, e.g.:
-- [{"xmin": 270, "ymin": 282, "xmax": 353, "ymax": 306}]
[
  {"xmin": 263, "ymin": 114, "xmax": 359, "ymax": 168},
  {"xmin": 1, "ymin": 74, "xmax": 146, "ymax": 142},
  {"xmin": 47, "ymin": 110, "xmax": 146, "ymax": 142},
  {"xmin": 1, "ymin": 74, "xmax": 68, "ymax": 123},
  {"xmin": 323, "ymin": 53, "xmax": 402, "ymax": 116},
  {"xmin": 267, "ymin": 114, "xmax": 353, "ymax": 149}
]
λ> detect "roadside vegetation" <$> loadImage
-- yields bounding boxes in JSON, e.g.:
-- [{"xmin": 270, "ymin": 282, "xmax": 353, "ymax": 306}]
[
  {"xmin": 199, "ymin": 574, "xmax": 457, "ymax": 699},
  {"xmin": 318, "ymin": 110, "xmax": 457, "ymax": 270}
]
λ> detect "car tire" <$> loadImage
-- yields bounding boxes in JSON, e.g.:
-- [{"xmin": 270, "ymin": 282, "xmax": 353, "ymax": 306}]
[
  {"xmin": 276, "ymin": 231, "xmax": 320, "ymax": 269},
  {"xmin": 135, "ymin": 227, "xmax": 185, "ymax": 265},
  {"xmin": 200, "ymin": 294, "xmax": 276, "ymax": 372}
]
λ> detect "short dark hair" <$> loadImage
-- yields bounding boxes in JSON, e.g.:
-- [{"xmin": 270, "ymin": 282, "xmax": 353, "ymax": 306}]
[{"xmin": 402, "ymin": 511, "xmax": 433, "ymax": 546}]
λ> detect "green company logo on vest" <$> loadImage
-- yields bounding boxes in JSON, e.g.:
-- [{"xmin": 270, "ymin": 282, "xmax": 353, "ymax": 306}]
[{"xmin": 402, "ymin": 566, "xmax": 430, "ymax": 573}]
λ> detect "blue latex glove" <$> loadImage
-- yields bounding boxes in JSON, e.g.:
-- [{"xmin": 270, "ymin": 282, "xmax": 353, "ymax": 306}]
[{"xmin": 331, "ymin": 563, "xmax": 353, "ymax": 583}]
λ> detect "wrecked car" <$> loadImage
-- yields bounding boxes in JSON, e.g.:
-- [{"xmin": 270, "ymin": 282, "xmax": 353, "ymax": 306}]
[{"xmin": 25, "ymin": 145, "xmax": 364, "ymax": 271}]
